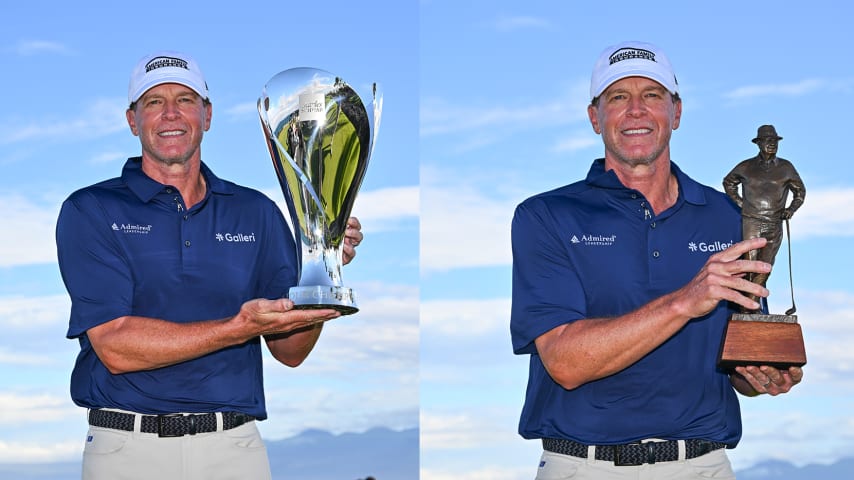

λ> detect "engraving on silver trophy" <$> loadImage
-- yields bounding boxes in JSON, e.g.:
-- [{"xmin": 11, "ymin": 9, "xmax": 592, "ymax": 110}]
[{"xmin": 258, "ymin": 68, "xmax": 381, "ymax": 315}]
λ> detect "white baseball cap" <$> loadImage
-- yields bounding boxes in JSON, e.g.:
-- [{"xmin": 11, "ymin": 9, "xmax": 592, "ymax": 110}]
[
  {"xmin": 589, "ymin": 41, "xmax": 678, "ymax": 101},
  {"xmin": 128, "ymin": 50, "xmax": 209, "ymax": 106}
]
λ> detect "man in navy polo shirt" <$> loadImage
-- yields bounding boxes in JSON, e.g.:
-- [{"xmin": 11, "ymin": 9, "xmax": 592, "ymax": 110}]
[
  {"xmin": 510, "ymin": 41, "xmax": 804, "ymax": 479},
  {"xmin": 56, "ymin": 51, "xmax": 363, "ymax": 480}
]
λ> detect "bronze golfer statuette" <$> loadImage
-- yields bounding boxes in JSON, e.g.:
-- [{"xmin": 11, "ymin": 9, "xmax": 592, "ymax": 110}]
[{"xmin": 718, "ymin": 125, "xmax": 807, "ymax": 369}]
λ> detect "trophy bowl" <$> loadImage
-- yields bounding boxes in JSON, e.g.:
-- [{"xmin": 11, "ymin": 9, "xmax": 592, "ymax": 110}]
[{"xmin": 258, "ymin": 68, "xmax": 381, "ymax": 315}]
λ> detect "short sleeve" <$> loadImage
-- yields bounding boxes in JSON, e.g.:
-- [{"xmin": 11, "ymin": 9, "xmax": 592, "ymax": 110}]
[
  {"xmin": 255, "ymin": 198, "xmax": 299, "ymax": 300},
  {"xmin": 510, "ymin": 199, "xmax": 586, "ymax": 355},
  {"xmin": 56, "ymin": 192, "xmax": 134, "ymax": 338}
]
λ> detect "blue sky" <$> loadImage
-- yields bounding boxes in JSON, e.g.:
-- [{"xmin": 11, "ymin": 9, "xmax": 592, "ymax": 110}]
[
  {"xmin": 2, "ymin": 0, "xmax": 854, "ymax": 479},
  {"xmin": 420, "ymin": 1, "xmax": 854, "ymax": 479},
  {"xmin": 0, "ymin": 0, "xmax": 417, "ymax": 466}
]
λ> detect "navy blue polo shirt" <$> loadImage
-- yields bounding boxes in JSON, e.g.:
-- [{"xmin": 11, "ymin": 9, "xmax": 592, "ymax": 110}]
[
  {"xmin": 510, "ymin": 159, "xmax": 743, "ymax": 446},
  {"xmin": 56, "ymin": 157, "xmax": 297, "ymax": 418}
]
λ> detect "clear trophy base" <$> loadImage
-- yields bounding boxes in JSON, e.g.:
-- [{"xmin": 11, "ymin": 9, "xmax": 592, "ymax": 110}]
[
  {"xmin": 717, "ymin": 313, "xmax": 806, "ymax": 370},
  {"xmin": 288, "ymin": 286, "xmax": 359, "ymax": 316}
]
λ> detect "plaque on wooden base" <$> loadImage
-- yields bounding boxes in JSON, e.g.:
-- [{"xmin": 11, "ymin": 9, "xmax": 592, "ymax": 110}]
[{"xmin": 717, "ymin": 314, "xmax": 807, "ymax": 370}]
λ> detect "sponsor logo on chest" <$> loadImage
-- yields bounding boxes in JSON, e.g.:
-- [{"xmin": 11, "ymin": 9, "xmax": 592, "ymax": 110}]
[
  {"xmin": 215, "ymin": 232, "xmax": 257, "ymax": 243},
  {"xmin": 112, "ymin": 222, "xmax": 152, "ymax": 234},
  {"xmin": 570, "ymin": 233, "xmax": 617, "ymax": 246}
]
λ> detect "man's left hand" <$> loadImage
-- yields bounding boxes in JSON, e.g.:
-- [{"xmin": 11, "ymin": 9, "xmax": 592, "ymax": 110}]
[
  {"xmin": 342, "ymin": 216, "xmax": 363, "ymax": 265},
  {"xmin": 735, "ymin": 365, "xmax": 803, "ymax": 396}
]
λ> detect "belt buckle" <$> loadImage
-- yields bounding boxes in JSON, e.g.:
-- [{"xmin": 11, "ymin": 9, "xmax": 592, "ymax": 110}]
[
  {"xmin": 228, "ymin": 412, "xmax": 249, "ymax": 429},
  {"xmin": 691, "ymin": 439, "xmax": 718, "ymax": 458},
  {"xmin": 613, "ymin": 442, "xmax": 655, "ymax": 466},
  {"xmin": 157, "ymin": 413, "xmax": 186, "ymax": 438}
]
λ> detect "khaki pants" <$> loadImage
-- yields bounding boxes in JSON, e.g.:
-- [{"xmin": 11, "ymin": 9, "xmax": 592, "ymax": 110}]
[
  {"xmin": 535, "ymin": 445, "xmax": 735, "ymax": 480},
  {"xmin": 82, "ymin": 417, "xmax": 272, "ymax": 480}
]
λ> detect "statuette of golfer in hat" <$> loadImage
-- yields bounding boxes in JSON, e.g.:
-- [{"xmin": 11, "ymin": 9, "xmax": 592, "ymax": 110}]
[{"xmin": 718, "ymin": 125, "xmax": 807, "ymax": 369}]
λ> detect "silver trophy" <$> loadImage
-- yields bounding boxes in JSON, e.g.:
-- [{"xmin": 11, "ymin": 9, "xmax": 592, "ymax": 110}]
[{"xmin": 258, "ymin": 68, "xmax": 381, "ymax": 315}]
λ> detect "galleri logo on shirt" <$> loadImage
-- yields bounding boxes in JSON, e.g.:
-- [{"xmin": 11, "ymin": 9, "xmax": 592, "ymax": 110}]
[
  {"xmin": 687, "ymin": 240, "xmax": 734, "ymax": 253},
  {"xmin": 215, "ymin": 232, "xmax": 257, "ymax": 243}
]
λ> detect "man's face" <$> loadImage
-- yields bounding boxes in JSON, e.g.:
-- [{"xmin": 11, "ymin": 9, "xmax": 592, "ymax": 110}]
[
  {"xmin": 757, "ymin": 137, "xmax": 779, "ymax": 157},
  {"xmin": 587, "ymin": 76, "xmax": 681, "ymax": 168},
  {"xmin": 126, "ymin": 83, "xmax": 211, "ymax": 167}
]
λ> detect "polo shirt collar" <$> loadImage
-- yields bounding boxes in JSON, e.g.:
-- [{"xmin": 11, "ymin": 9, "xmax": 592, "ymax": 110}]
[
  {"xmin": 121, "ymin": 156, "xmax": 234, "ymax": 203},
  {"xmin": 585, "ymin": 158, "xmax": 707, "ymax": 206}
]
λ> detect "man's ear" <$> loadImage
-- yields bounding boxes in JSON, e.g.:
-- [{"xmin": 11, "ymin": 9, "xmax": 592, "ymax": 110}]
[
  {"xmin": 671, "ymin": 98, "xmax": 682, "ymax": 131},
  {"xmin": 587, "ymin": 104, "xmax": 601, "ymax": 134},
  {"xmin": 126, "ymin": 109, "xmax": 139, "ymax": 137}
]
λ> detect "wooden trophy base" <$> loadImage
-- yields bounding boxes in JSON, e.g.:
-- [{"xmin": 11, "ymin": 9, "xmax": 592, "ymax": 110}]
[{"xmin": 717, "ymin": 314, "xmax": 807, "ymax": 370}]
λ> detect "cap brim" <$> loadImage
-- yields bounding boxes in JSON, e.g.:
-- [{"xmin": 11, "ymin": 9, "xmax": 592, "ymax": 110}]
[{"xmin": 130, "ymin": 76, "xmax": 207, "ymax": 105}]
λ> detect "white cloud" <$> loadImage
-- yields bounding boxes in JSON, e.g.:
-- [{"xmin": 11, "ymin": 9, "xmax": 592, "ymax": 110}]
[
  {"xmin": 420, "ymin": 408, "xmax": 541, "ymax": 480},
  {"xmin": 0, "ymin": 295, "xmax": 77, "ymax": 369},
  {"xmin": 352, "ymin": 186, "xmax": 419, "ymax": 223},
  {"xmin": 421, "ymin": 410, "xmax": 516, "ymax": 450},
  {"xmin": 734, "ymin": 402, "xmax": 854, "ymax": 470},
  {"xmin": 0, "ymin": 439, "xmax": 81, "ymax": 463},
  {"xmin": 553, "ymin": 131, "xmax": 599, "ymax": 153},
  {"xmin": 787, "ymin": 289, "xmax": 854, "ymax": 383},
  {"xmin": 11, "ymin": 40, "xmax": 72, "ymax": 56},
  {"xmin": 0, "ymin": 393, "xmax": 77, "ymax": 427},
  {"xmin": 723, "ymin": 79, "xmax": 825, "ymax": 101},
  {"xmin": 0, "ymin": 195, "xmax": 61, "ymax": 267},
  {"xmin": 0, "ymin": 348, "xmax": 54, "ymax": 367},
  {"xmin": 420, "ymin": 176, "xmax": 515, "ymax": 272},
  {"xmin": 420, "ymin": 89, "xmax": 587, "ymax": 138},
  {"xmin": 0, "ymin": 295, "xmax": 69, "ymax": 329},
  {"xmin": 0, "ymin": 98, "xmax": 127, "ymax": 145},
  {"xmin": 223, "ymin": 101, "xmax": 258, "ymax": 118},
  {"xmin": 421, "ymin": 298, "xmax": 510, "ymax": 336},
  {"xmin": 790, "ymin": 187, "xmax": 854, "ymax": 239},
  {"xmin": 88, "ymin": 150, "xmax": 128, "ymax": 165}
]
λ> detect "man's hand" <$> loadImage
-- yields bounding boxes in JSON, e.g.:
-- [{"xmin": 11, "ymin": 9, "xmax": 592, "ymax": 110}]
[
  {"xmin": 734, "ymin": 365, "xmax": 803, "ymax": 396},
  {"xmin": 250, "ymin": 298, "xmax": 339, "ymax": 367},
  {"xmin": 237, "ymin": 297, "xmax": 340, "ymax": 337},
  {"xmin": 671, "ymin": 236, "xmax": 772, "ymax": 318},
  {"xmin": 342, "ymin": 216, "xmax": 363, "ymax": 265}
]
